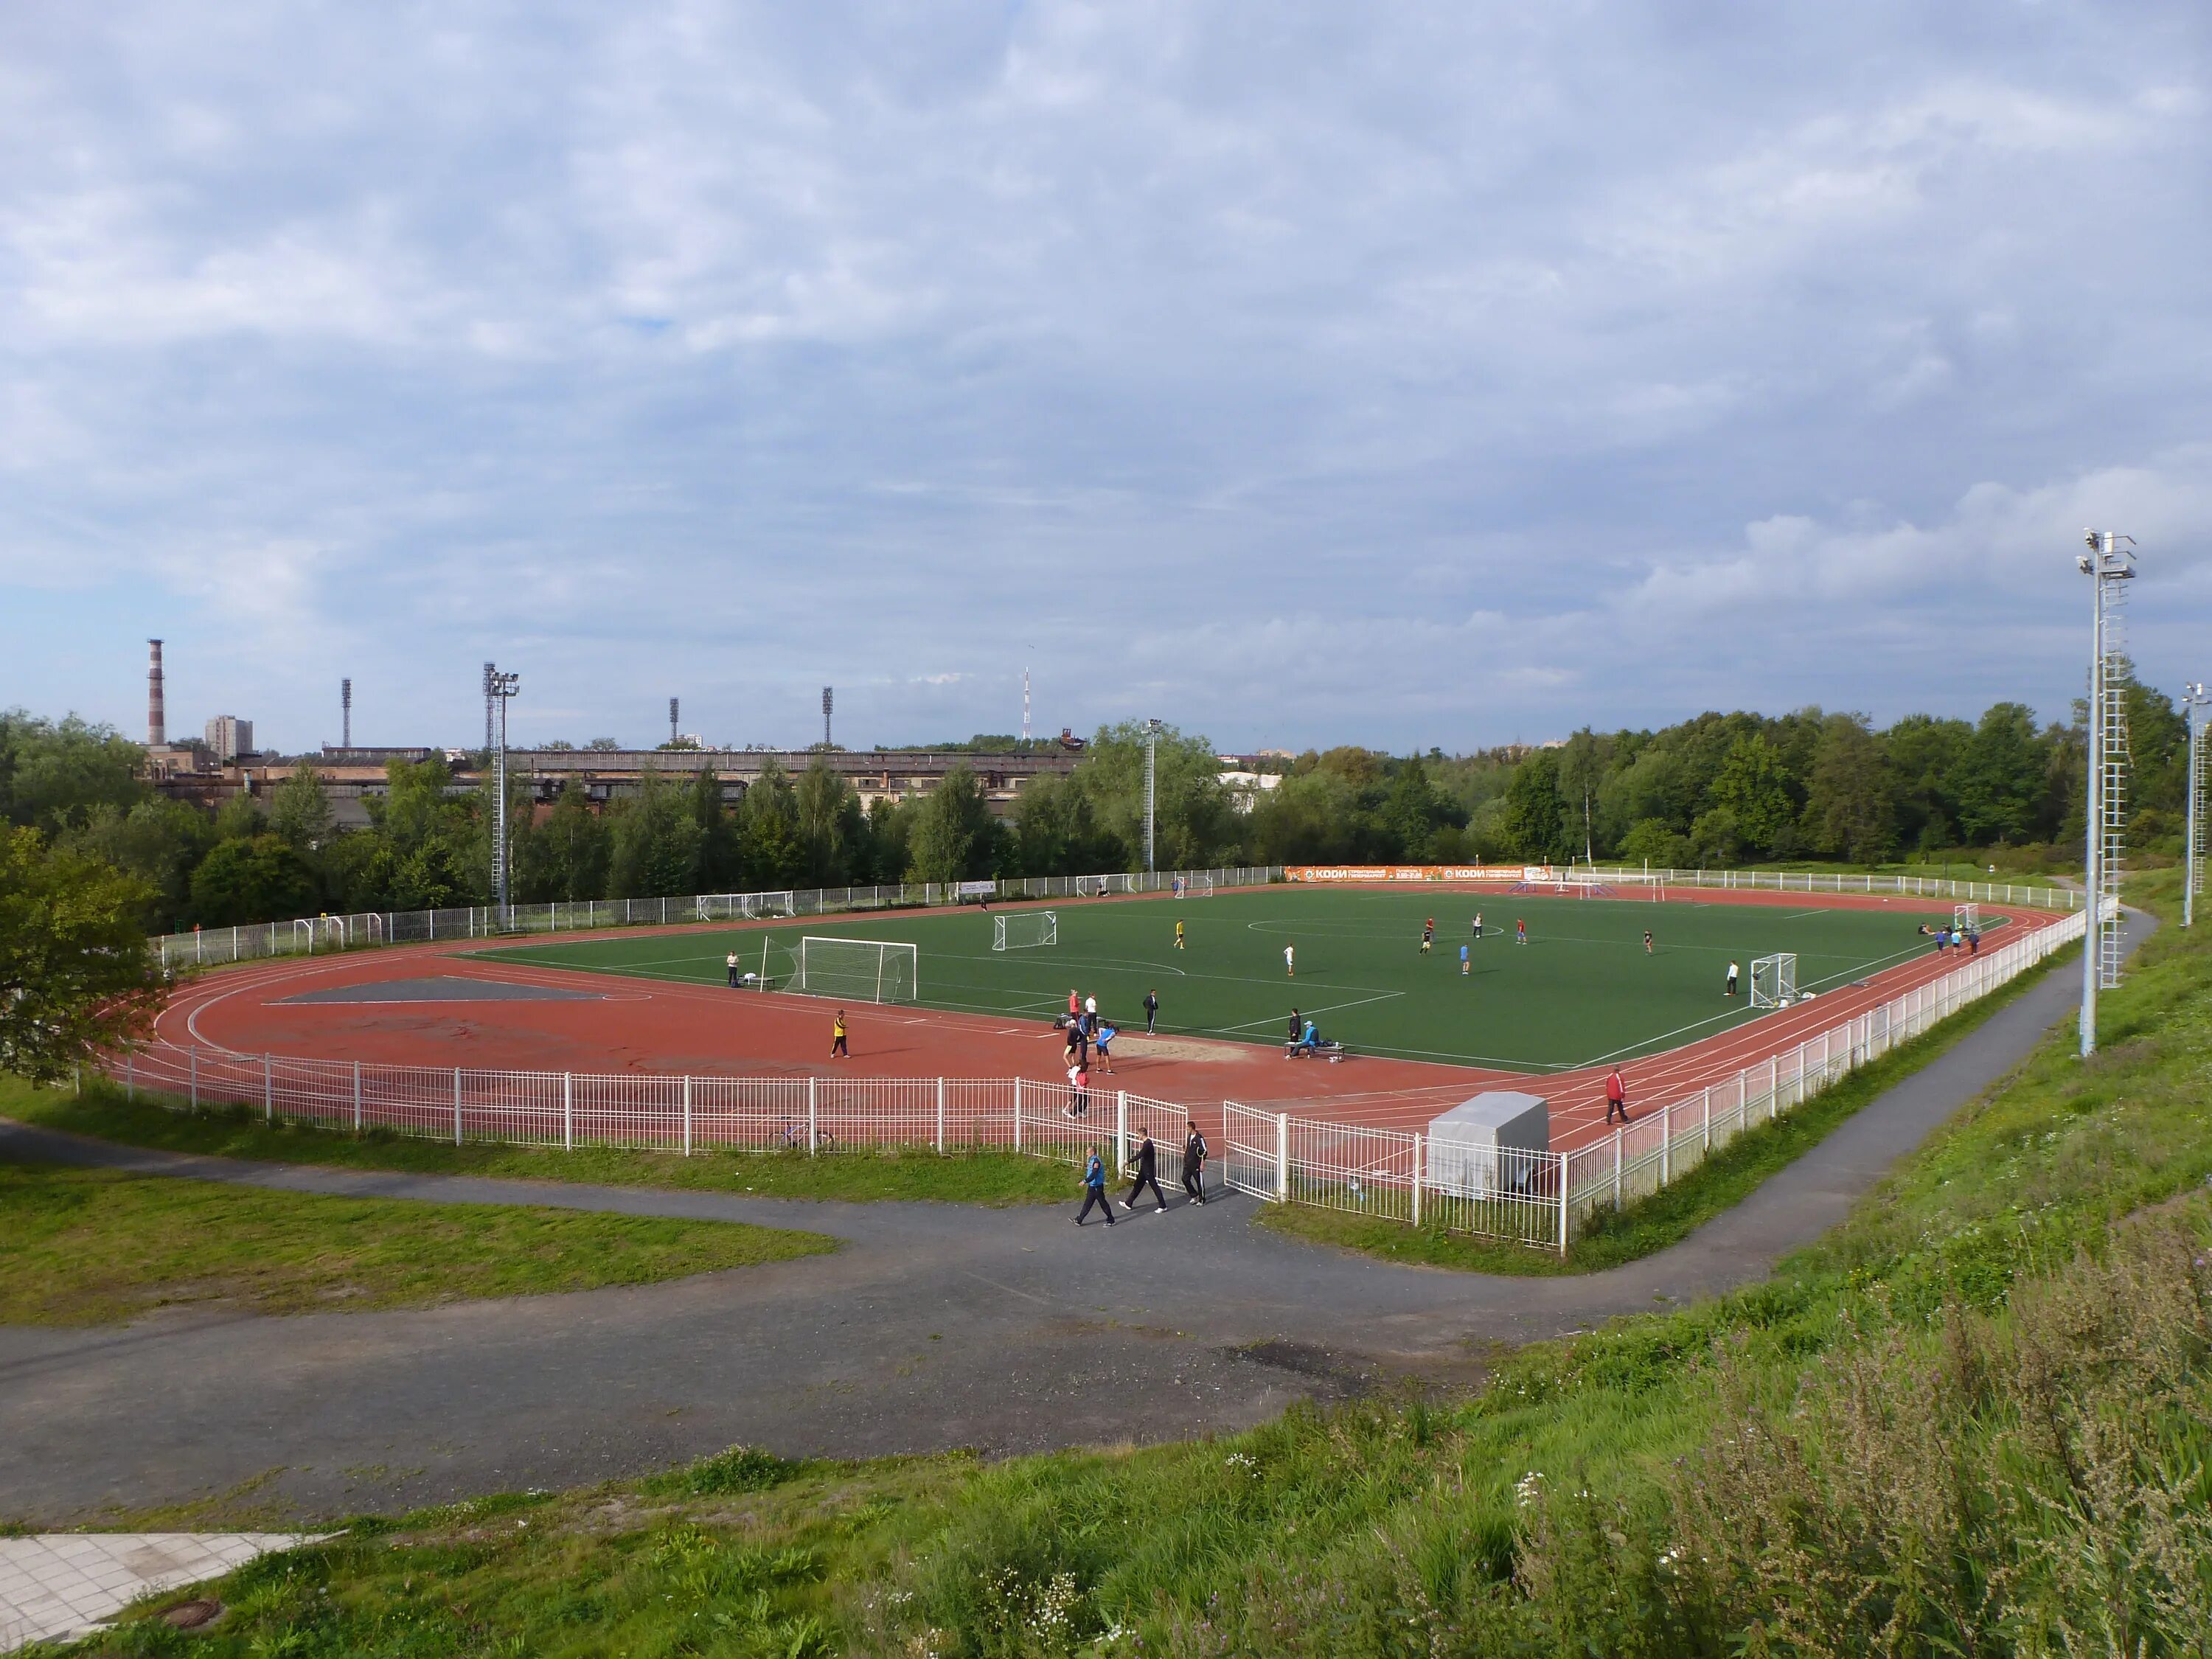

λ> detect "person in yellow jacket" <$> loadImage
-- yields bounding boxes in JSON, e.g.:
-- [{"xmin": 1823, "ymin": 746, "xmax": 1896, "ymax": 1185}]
[{"xmin": 830, "ymin": 1010, "xmax": 849, "ymax": 1059}]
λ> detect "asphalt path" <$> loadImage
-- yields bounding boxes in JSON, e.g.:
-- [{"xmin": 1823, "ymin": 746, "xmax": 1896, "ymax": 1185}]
[{"xmin": 0, "ymin": 919, "xmax": 2120, "ymax": 1526}]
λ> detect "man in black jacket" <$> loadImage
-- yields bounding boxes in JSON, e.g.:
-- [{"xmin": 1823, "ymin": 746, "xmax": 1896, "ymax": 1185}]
[
  {"xmin": 1183, "ymin": 1119, "xmax": 1208, "ymax": 1204},
  {"xmin": 1121, "ymin": 1130, "xmax": 1168, "ymax": 1212}
]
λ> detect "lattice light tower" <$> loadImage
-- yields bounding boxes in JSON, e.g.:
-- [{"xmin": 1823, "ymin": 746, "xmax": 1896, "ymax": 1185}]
[
  {"xmin": 1143, "ymin": 717, "xmax": 1163, "ymax": 873},
  {"xmin": 2184, "ymin": 681, "xmax": 2209, "ymax": 929},
  {"xmin": 2078, "ymin": 529, "xmax": 2135, "ymax": 1057},
  {"xmin": 487, "ymin": 668, "xmax": 521, "ymax": 919}
]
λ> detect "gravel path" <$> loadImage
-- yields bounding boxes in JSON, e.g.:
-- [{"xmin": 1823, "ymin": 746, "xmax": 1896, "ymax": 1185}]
[{"xmin": 0, "ymin": 922, "xmax": 2114, "ymax": 1526}]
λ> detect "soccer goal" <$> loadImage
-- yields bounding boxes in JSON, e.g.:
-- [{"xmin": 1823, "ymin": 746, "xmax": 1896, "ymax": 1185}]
[
  {"xmin": 793, "ymin": 937, "xmax": 920, "ymax": 1003},
  {"xmin": 1750, "ymin": 952, "xmax": 1798, "ymax": 1010},
  {"xmin": 994, "ymin": 911, "xmax": 1057, "ymax": 952},
  {"xmin": 1075, "ymin": 874, "xmax": 1134, "ymax": 898},
  {"xmin": 1177, "ymin": 871, "xmax": 1215, "ymax": 898},
  {"xmin": 1953, "ymin": 902, "xmax": 1979, "ymax": 936}
]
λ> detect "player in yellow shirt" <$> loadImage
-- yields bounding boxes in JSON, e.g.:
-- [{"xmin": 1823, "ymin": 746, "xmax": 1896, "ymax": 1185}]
[{"xmin": 1174, "ymin": 919, "xmax": 1186, "ymax": 950}]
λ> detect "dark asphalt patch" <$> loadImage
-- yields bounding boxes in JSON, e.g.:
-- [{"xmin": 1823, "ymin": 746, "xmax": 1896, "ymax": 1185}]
[{"xmin": 272, "ymin": 976, "xmax": 608, "ymax": 1006}]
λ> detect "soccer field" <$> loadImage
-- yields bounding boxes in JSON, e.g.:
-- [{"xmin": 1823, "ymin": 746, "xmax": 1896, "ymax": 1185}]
[{"xmin": 480, "ymin": 888, "xmax": 1982, "ymax": 1073}]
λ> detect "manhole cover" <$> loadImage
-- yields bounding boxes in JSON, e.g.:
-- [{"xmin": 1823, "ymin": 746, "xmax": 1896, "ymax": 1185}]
[{"xmin": 161, "ymin": 1597, "xmax": 223, "ymax": 1630}]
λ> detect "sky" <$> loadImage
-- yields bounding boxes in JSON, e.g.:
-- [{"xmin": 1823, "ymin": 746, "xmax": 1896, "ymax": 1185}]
[{"xmin": 3, "ymin": 1, "xmax": 2209, "ymax": 755}]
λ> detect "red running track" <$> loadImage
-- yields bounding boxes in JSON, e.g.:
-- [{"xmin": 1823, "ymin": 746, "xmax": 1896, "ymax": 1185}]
[{"xmin": 153, "ymin": 886, "xmax": 2071, "ymax": 1156}]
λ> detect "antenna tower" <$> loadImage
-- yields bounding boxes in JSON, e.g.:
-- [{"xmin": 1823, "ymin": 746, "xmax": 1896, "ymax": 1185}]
[
  {"xmin": 669, "ymin": 697, "xmax": 680, "ymax": 747},
  {"xmin": 1022, "ymin": 667, "xmax": 1031, "ymax": 743},
  {"xmin": 482, "ymin": 661, "xmax": 497, "ymax": 754},
  {"xmin": 822, "ymin": 686, "xmax": 833, "ymax": 748},
  {"xmin": 2184, "ymin": 681, "xmax": 2208, "ymax": 928},
  {"xmin": 342, "ymin": 678, "xmax": 352, "ymax": 748}
]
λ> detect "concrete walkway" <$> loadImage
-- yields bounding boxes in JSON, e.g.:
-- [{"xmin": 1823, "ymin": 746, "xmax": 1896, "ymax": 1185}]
[
  {"xmin": 1, "ymin": 1533, "xmax": 322, "ymax": 1653},
  {"xmin": 0, "ymin": 923, "xmax": 2113, "ymax": 1528}
]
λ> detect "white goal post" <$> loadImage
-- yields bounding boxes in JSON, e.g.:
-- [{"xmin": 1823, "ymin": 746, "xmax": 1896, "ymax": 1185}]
[
  {"xmin": 1076, "ymin": 874, "xmax": 1135, "ymax": 898},
  {"xmin": 793, "ymin": 937, "xmax": 919, "ymax": 1004},
  {"xmin": 994, "ymin": 911, "xmax": 1057, "ymax": 952},
  {"xmin": 1172, "ymin": 872, "xmax": 1215, "ymax": 898},
  {"xmin": 1953, "ymin": 902, "xmax": 1980, "ymax": 935},
  {"xmin": 1750, "ymin": 952, "xmax": 1798, "ymax": 1009}
]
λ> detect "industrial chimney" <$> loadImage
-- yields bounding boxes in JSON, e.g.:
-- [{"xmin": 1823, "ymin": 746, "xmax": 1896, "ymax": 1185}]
[
  {"xmin": 147, "ymin": 639, "xmax": 166, "ymax": 747},
  {"xmin": 341, "ymin": 678, "xmax": 352, "ymax": 748}
]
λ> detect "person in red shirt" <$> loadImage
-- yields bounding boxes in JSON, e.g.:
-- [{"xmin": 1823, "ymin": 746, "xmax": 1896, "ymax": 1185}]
[{"xmin": 1604, "ymin": 1066, "xmax": 1628, "ymax": 1124}]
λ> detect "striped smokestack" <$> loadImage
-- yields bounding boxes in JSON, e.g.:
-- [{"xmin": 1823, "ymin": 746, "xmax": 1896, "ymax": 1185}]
[{"xmin": 147, "ymin": 639, "xmax": 166, "ymax": 746}]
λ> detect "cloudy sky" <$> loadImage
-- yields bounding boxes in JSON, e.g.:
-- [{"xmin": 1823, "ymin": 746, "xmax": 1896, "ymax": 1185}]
[{"xmin": 3, "ymin": 2, "xmax": 2208, "ymax": 754}]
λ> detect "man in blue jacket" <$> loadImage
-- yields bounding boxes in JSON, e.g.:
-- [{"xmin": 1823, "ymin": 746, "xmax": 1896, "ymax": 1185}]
[{"xmin": 1076, "ymin": 1148, "xmax": 1117, "ymax": 1225}]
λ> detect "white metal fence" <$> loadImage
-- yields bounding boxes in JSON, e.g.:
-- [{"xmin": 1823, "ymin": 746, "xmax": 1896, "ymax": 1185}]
[
  {"xmin": 1572, "ymin": 864, "xmax": 2081, "ymax": 911},
  {"xmin": 1218, "ymin": 905, "xmax": 2087, "ymax": 1251},
  {"xmin": 96, "ymin": 1045, "xmax": 1209, "ymax": 1192},
  {"xmin": 148, "ymin": 867, "xmax": 1283, "ymax": 973}
]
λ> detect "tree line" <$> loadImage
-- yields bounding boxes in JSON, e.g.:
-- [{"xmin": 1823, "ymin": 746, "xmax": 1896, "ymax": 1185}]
[{"xmin": 0, "ymin": 681, "xmax": 2183, "ymax": 931}]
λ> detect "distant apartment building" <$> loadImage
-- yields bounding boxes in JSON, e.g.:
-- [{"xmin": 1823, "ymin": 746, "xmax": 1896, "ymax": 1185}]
[{"xmin": 204, "ymin": 715, "xmax": 254, "ymax": 762}]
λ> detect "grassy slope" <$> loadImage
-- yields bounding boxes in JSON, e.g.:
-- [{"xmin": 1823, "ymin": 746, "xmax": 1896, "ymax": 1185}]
[
  {"xmin": 67, "ymin": 874, "xmax": 2212, "ymax": 1657},
  {"xmin": 0, "ymin": 1155, "xmax": 832, "ymax": 1328},
  {"xmin": 483, "ymin": 886, "xmax": 1958, "ymax": 1071},
  {"xmin": 1, "ymin": 1077, "xmax": 1072, "ymax": 1205},
  {"xmin": 1259, "ymin": 930, "xmax": 2075, "ymax": 1274}
]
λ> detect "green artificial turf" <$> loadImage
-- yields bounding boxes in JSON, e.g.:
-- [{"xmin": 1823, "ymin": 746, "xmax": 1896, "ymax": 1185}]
[{"xmin": 481, "ymin": 887, "xmax": 1990, "ymax": 1072}]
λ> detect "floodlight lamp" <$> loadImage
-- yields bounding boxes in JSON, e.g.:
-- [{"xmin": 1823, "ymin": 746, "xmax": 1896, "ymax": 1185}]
[
  {"xmin": 2078, "ymin": 555, "xmax": 2095, "ymax": 574},
  {"xmin": 2084, "ymin": 529, "xmax": 2100, "ymax": 549}
]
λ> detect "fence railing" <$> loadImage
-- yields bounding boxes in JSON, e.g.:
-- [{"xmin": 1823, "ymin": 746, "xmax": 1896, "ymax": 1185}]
[
  {"xmin": 96, "ymin": 1044, "xmax": 1208, "ymax": 1189},
  {"xmin": 148, "ymin": 866, "xmax": 1283, "ymax": 973},
  {"xmin": 1218, "ymin": 905, "xmax": 2087, "ymax": 1251},
  {"xmin": 1571, "ymin": 865, "xmax": 2081, "ymax": 911}
]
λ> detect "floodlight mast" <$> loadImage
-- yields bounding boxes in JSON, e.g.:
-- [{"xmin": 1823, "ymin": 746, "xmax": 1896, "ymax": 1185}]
[
  {"xmin": 2185, "ymin": 681, "xmax": 2209, "ymax": 929},
  {"xmin": 2078, "ymin": 529, "xmax": 2135, "ymax": 1057},
  {"xmin": 1144, "ymin": 718, "xmax": 1163, "ymax": 874},
  {"xmin": 487, "ymin": 669, "xmax": 521, "ymax": 921}
]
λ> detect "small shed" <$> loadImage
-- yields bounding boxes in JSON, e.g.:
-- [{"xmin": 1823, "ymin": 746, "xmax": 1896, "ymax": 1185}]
[{"xmin": 1427, "ymin": 1091, "xmax": 1550, "ymax": 1198}]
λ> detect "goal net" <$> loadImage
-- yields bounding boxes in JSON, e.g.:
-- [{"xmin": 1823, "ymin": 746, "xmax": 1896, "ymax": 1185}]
[
  {"xmin": 1173, "ymin": 872, "xmax": 1215, "ymax": 898},
  {"xmin": 793, "ymin": 937, "xmax": 919, "ymax": 1004},
  {"xmin": 1952, "ymin": 903, "xmax": 1979, "ymax": 935},
  {"xmin": 993, "ymin": 911, "xmax": 1057, "ymax": 952},
  {"xmin": 1075, "ymin": 874, "xmax": 1134, "ymax": 898},
  {"xmin": 1750, "ymin": 953, "xmax": 1798, "ymax": 1009}
]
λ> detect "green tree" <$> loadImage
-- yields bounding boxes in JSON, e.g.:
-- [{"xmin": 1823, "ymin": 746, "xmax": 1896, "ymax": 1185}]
[
  {"xmin": 1803, "ymin": 714, "xmax": 1896, "ymax": 863},
  {"xmin": 61, "ymin": 799, "xmax": 213, "ymax": 930},
  {"xmin": 189, "ymin": 834, "xmax": 322, "ymax": 925},
  {"xmin": 0, "ymin": 712, "xmax": 147, "ymax": 831},
  {"xmin": 606, "ymin": 768, "xmax": 703, "ymax": 899},
  {"xmin": 267, "ymin": 767, "xmax": 335, "ymax": 852},
  {"xmin": 1709, "ymin": 734, "xmax": 1794, "ymax": 854},
  {"xmin": 687, "ymin": 769, "xmax": 739, "ymax": 891},
  {"xmin": 737, "ymin": 762, "xmax": 804, "ymax": 888},
  {"xmin": 1884, "ymin": 714, "xmax": 1972, "ymax": 853},
  {"xmin": 213, "ymin": 790, "xmax": 262, "ymax": 841},
  {"xmin": 514, "ymin": 779, "xmax": 611, "ymax": 902},
  {"xmin": 1068, "ymin": 722, "xmax": 1240, "ymax": 871},
  {"xmin": 1244, "ymin": 769, "xmax": 1360, "ymax": 865},
  {"xmin": 1499, "ymin": 749, "xmax": 1568, "ymax": 860},
  {"xmin": 1554, "ymin": 731, "xmax": 1613, "ymax": 862},
  {"xmin": 1953, "ymin": 703, "xmax": 2047, "ymax": 846},
  {"xmin": 794, "ymin": 761, "xmax": 863, "ymax": 886},
  {"xmin": 1011, "ymin": 772, "xmax": 1121, "ymax": 875},
  {"xmin": 0, "ymin": 827, "xmax": 163, "ymax": 1082},
  {"xmin": 905, "ymin": 764, "xmax": 996, "ymax": 883}
]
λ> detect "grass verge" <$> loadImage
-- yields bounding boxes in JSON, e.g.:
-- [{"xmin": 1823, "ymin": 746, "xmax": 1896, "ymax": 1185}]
[
  {"xmin": 0, "ymin": 1076, "xmax": 1072, "ymax": 1205},
  {"xmin": 1256, "ymin": 934, "xmax": 2076, "ymax": 1276},
  {"xmin": 0, "ymin": 1155, "xmax": 833, "ymax": 1327},
  {"xmin": 60, "ymin": 874, "xmax": 2212, "ymax": 1658}
]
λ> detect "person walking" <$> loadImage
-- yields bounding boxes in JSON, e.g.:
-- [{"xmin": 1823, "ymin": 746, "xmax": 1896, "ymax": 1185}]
[
  {"xmin": 1144, "ymin": 988, "xmax": 1159, "ymax": 1034},
  {"xmin": 1460, "ymin": 942, "xmax": 1471, "ymax": 975},
  {"xmin": 1174, "ymin": 919, "xmax": 1186, "ymax": 950},
  {"xmin": 1642, "ymin": 929, "xmax": 1654, "ymax": 955},
  {"xmin": 1967, "ymin": 928, "xmax": 1980, "ymax": 955},
  {"xmin": 1068, "ymin": 987, "xmax": 1081, "ymax": 1019},
  {"xmin": 1421, "ymin": 917, "xmax": 1434, "ymax": 954},
  {"xmin": 1076, "ymin": 1148, "xmax": 1116, "ymax": 1225},
  {"xmin": 1287, "ymin": 1008, "xmax": 1301, "ymax": 1046},
  {"xmin": 830, "ymin": 1009, "xmax": 849, "ymax": 1058},
  {"xmin": 1095, "ymin": 1021, "xmax": 1117, "ymax": 1074},
  {"xmin": 1604, "ymin": 1065, "xmax": 1629, "ymax": 1124},
  {"xmin": 1472, "ymin": 911, "xmax": 1484, "ymax": 941},
  {"xmin": 1514, "ymin": 918, "xmax": 1527, "ymax": 945},
  {"xmin": 1183, "ymin": 1119, "xmax": 1208, "ymax": 1204},
  {"xmin": 1122, "ymin": 1130, "xmax": 1168, "ymax": 1212},
  {"xmin": 726, "ymin": 950, "xmax": 740, "ymax": 988},
  {"xmin": 1284, "ymin": 942, "xmax": 1295, "ymax": 978},
  {"xmin": 1725, "ymin": 961, "xmax": 1739, "ymax": 998}
]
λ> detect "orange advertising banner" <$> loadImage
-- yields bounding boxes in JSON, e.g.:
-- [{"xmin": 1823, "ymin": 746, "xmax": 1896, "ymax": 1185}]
[{"xmin": 1284, "ymin": 864, "xmax": 1555, "ymax": 883}]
